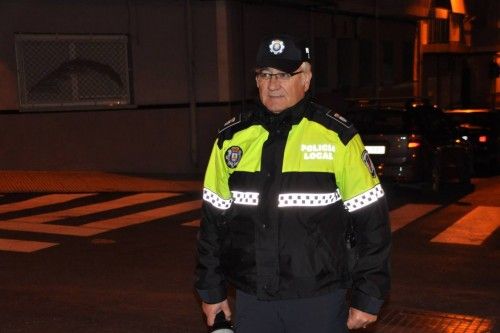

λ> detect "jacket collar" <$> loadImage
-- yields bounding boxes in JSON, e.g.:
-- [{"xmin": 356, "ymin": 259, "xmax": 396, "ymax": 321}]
[{"xmin": 254, "ymin": 93, "xmax": 311, "ymax": 129}]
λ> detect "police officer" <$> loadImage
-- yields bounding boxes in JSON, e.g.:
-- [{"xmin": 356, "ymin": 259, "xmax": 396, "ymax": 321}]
[{"xmin": 195, "ymin": 33, "xmax": 391, "ymax": 332}]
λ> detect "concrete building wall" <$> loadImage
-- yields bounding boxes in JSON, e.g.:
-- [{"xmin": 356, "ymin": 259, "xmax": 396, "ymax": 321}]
[
  {"xmin": 0, "ymin": 105, "xmax": 230, "ymax": 173},
  {"xmin": 0, "ymin": 0, "xmax": 228, "ymax": 173},
  {"xmin": 130, "ymin": 1, "xmax": 190, "ymax": 104},
  {"xmin": 1, "ymin": 0, "xmax": 130, "ymax": 109},
  {"xmin": 0, "ymin": 0, "xmax": 228, "ymax": 107},
  {"xmin": 0, "ymin": 0, "xmax": 428, "ymax": 174}
]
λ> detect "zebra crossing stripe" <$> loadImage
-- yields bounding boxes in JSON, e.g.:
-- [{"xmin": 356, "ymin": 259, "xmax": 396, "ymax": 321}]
[
  {"xmin": 1, "ymin": 194, "xmax": 496, "ymax": 252},
  {"xmin": 82, "ymin": 200, "xmax": 201, "ymax": 230},
  {"xmin": 2, "ymin": 192, "xmax": 178, "ymax": 224},
  {"xmin": 0, "ymin": 200, "xmax": 201, "ymax": 237},
  {"xmin": 0, "ymin": 221, "xmax": 104, "ymax": 236},
  {"xmin": 390, "ymin": 204, "xmax": 441, "ymax": 232},
  {"xmin": 0, "ymin": 194, "xmax": 95, "ymax": 214},
  {"xmin": 0, "ymin": 238, "xmax": 58, "ymax": 253},
  {"xmin": 431, "ymin": 206, "xmax": 500, "ymax": 245},
  {"xmin": 182, "ymin": 219, "xmax": 200, "ymax": 227}
]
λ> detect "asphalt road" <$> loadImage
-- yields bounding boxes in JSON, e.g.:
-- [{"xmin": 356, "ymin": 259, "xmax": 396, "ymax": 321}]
[
  {"xmin": 385, "ymin": 179, "xmax": 500, "ymax": 329},
  {"xmin": 0, "ymin": 176, "xmax": 498, "ymax": 332}
]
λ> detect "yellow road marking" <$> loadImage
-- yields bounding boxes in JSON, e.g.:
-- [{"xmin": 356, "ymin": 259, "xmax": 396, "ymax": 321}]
[
  {"xmin": 3, "ymin": 192, "xmax": 178, "ymax": 224},
  {"xmin": 182, "ymin": 219, "xmax": 200, "ymax": 227},
  {"xmin": 0, "ymin": 238, "xmax": 58, "ymax": 253},
  {"xmin": 0, "ymin": 221, "xmax": 103, "ymax": 236},
  {"xmin": 83, "ymin": 200, "xmax": 201, "ymax": 230},
  {"xmin": 0, "ymin": 194, "xmax": 95, "ymax": 214},
  {"xmin": 431, "ymin": 206, "xmax": 500, "ymax": 245},
  {"xmin": 389, "ymin": 204, "xmax": 441, "ymax": 232},
  {"xmin": 0, "ymin": 200, "xmax": 201, "ymax": 237}
]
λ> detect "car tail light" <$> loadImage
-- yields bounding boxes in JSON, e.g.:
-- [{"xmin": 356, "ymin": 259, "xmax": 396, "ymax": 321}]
[
  {"xmin": 408, "ymin": 134, "xmax": 421, "ymax": 149},
  {"xmin": 478, "ymin": 135, "xmax": 488, "ymax": 143}
]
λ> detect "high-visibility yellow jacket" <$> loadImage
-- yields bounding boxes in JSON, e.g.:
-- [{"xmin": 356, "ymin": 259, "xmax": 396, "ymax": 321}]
[{"xmin": 195, "ymin": 97, "xmax": 391, "ymax": 315}]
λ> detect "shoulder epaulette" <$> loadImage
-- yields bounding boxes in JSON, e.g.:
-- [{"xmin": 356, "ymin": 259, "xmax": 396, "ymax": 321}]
[
  {"xmin": 307, "ymin": 102, "xmax": 358, "ymax": 145},
  {"xmin": 216, "ymin": 110, "xmax": 254, "ymax": 148},
  {"xmin": 218, "ymin": 114, "xmax": 242, "ymax": 134}
]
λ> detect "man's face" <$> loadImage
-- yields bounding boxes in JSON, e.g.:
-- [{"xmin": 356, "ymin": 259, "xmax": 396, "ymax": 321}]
[{"xmin": 255, "ymin": 65, "xmax": 312, "ymax": 113}]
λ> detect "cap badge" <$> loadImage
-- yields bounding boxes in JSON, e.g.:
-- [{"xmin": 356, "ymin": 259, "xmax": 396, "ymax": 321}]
[
  {"xmin": 225, "ymin": 146, "xmax": 243, "ymax": 168},
  {"xmin": 269, "ymin": 39, "xmax": 285, "ymax": 55}
]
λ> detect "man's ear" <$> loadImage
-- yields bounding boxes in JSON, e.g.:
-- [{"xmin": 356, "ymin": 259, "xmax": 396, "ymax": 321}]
[
  {"xmin": 255, "ymin": 76, "xmax": 260, "ymax": 88},
  {"xmin": 303, "ymin": 72, "xmax": 312, "ymax": 91}
]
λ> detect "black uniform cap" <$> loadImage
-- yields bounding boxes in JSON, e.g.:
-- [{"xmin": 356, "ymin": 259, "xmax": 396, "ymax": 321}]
[{"xmin": 256, "ymin": 34, "xmax": 311, "ymax": 73}]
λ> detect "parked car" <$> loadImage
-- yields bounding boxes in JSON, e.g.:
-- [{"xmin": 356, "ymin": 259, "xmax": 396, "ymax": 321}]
[
  {"xmin": 344, "ymin": 100, "xmax": 472, "ymax": 191},
  {"xmin": 444, "ymin": 108, "xmax": 499, "ymax": 175}
]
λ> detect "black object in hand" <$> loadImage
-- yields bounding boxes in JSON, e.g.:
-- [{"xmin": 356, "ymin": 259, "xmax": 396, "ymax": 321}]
[{"xmin": 209, "ymin": 311, "xmax": 234, "ymax": 333}]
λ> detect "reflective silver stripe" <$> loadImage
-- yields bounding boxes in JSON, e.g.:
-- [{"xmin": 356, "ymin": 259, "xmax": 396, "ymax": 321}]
[
  {"xmin": 203, "ymin": 188, "xmax": 232, "ymax": 210},
  {"xmin": 344, "ymin": 184, "xmax": 384, "ymax": 212},
  {"xmin": 232, "ymin": 191, "xmax": 259, "ymax": 206},
  {"xmin": 278, "ymin": 191, "xmax": 342, "ymax": 207}
]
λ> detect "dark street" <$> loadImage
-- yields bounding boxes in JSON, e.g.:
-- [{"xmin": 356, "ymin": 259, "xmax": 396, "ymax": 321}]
[
  {"xmin": 0, "ymin": 172, "xmax": 498, "ymax": 332},
  {"xmin": 1, "ymin": 0, "xmax": 499, "ymax": 332}
]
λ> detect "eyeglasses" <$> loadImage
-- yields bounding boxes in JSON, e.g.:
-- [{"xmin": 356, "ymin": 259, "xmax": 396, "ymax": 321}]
[{"xmin": 255, "ymin": 71, "xmax": 303, "ymax": 81}]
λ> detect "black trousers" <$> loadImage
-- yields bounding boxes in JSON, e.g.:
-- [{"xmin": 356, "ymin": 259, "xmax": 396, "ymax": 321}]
[{"xmin": 234, "ymin": 289, "xmax": 349, "ymax": 333}]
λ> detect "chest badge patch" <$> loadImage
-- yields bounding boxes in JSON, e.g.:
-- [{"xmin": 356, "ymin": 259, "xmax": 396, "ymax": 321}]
[
  {"xmin": 225, "ymin": 146, "xmax": 243, "ymax": 168},
  {"xmin": 362, "ymin": 150, "xmax": 377, "ymax": 178}
]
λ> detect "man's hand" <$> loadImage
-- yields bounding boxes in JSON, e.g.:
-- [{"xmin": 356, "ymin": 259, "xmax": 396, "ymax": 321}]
[
  {"xmin": 202, "ymin": 299, "xmax": 231, "ymax": 326},
  {"xmin": 347, "ymin": 307, "xmax": 377, "ymax": 330}
]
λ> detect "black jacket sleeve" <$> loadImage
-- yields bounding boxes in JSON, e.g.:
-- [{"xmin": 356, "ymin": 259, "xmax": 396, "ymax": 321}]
[
  {"xmin": 349, "ymin": 197, "xmax": 391, "ymax": 314},
  {"xmin": 194, "ymin": 202, "xmax": 228, "ymax": 304},
  {"xmin": 337, "ymin": 134, "xmax": 391, "ymax": 314}
]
